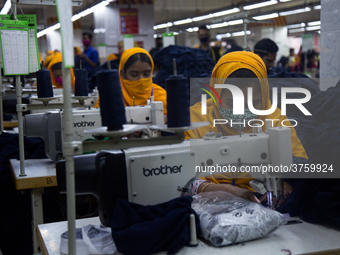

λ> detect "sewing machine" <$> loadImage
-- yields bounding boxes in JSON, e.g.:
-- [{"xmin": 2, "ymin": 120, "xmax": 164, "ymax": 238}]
[
  {"xmin": 23, "ymin": 100, "xmax": 164, "ymax": 161},
  {"xmin": 57, "ymin": 126, "xmax": 292, "ymax": 226}
]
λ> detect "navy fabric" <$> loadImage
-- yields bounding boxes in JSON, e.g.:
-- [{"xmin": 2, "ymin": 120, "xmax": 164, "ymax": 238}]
[
  {"xmin": 0, "ymin": 132, "xmax": 47, "ymax": 173},
  {"xmin": 278, "ymin": 82, "xmax": 340, "ymax": 227},
  {"xmin": 87, "ymin": 59, "xmax": 120, "ymax": 91},
  {"xmin": 83, "ymin": 46, "xmax": 99, "ymax": 72},
  {"xmin": 153, "ymin": 45, "xmax": 215, "ymax": 91},
  {"xmin": 111, "ymin": 196, "xmax": 200, "ymax": 255},
  {"xmin": 267, "ymin": 70, "xmax": 320, "ymax": 118},
  {"xmin": 0, "ymin": 132, "xmax": 47, "ymax": 254}
]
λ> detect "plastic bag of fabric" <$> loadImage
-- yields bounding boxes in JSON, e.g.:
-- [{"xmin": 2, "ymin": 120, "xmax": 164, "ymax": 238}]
[{"xmin": 192, "ymin": 191, "xmax": 286, "ymax": 247}]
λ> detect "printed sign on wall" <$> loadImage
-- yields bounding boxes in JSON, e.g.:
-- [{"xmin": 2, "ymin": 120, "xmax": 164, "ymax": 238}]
[{"xmin": 120, "ymin": 8, "xmax": 139, "ymax": 34}]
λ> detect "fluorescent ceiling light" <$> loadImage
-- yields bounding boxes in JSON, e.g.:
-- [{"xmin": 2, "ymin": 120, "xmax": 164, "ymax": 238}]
[
  {"xmin": 279, "ymin": 0, "xmax": 292, "ymax": 2},
  {"xmin": 232, "ymin": 30, "xmax": 251, "ymax": 37},
  {"xmin": 173, "ymin": 18, "xmax": 192, "ymax": 25},
  {"xmin": 186, "ymin": 27, "xmax": 198, "ymax": 32},
  {"xmin": 210, "ymin": 22, "xmax": 228, "ymax": 29},
  {"xmin": 216, "ymin": 33, "xmax": 231, "ymax": 40},
  {"xmin": 314, "ymin": 5, "xmax": 321, "ymax": 10},
  {"xmin": 279, "ymin": 7, "xmax": 311, "ymax": 16},
  {"xmin": 253, "ymin": 13, "xmax": 278, "ymax": 20},
  {"xmin": 192, "ymin": 14, "xmax": 214, "ymax": 22},
  {"xmin": 306, "ymin": 26, "xmax": 321, "ymax": 31},
  {"xmin": 38, "ymin": 0, "xmax": 110, "ymax": 38},
  {"xmin": 37, "ymin": 23, "xmax": 61, "ymax": 37},
  {"xmin": 308, "ymin": 21, "xmax": 321, "ymax": 26},
  {"xmin": 289, "ymin": 28, "xmax": 305, "ymax": 33},
  {"xmin": 244, "ymin": 0, "xmax": 277, "ymax": 10},
  {"xmin": 154, "ymin": 22, "xmax": 173, "ymax": 30},
  {"xmin": 0, "ymin": 0, "xmax": 11, "ymax": 14},
  {"xmin": 286, "ymin": 23, "xmax": 305, "ymax": 29},
  {"xmin": 153, "ymin": 34, "xmax": 157, "ymax": 38},
  {"xmin": 173, "ymin": 32, "xmax": 179, "ymax": 35},
  {"xmin": 228, "ymin": 19, "xmax": 243, "ymax": 25},
  {"xmin": 213, "ymin": 7, "xmax": 240, "ymax": 17}
]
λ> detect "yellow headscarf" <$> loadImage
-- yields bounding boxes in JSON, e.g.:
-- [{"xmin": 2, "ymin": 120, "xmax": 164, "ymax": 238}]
[
  {"xmin": 107, "ymin": 53, "xmax": 118, "ymax": 61},
  {"xmin": 119, "ymin": 47, "xmax": 167, "ymax": 114},
  {"xmin": 46, "ymin": 52, "xmax": 75, "ymax": 90},
  {"xmin": 187, "ymin": 51, "xmax": 307, "ymax": 190},
  {"xmin": 95, "ymin": 48, "xmax": 167, "ymax": 114}
]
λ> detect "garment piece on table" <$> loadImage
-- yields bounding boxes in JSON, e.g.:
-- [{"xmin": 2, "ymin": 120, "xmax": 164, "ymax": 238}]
[
  {"xmin": 111, "ymin": 196, "xmax": 200, "ymax": 255},
  {"xmin": 83, "ymin": 46, "xmax": 99, "ymax": 72}
]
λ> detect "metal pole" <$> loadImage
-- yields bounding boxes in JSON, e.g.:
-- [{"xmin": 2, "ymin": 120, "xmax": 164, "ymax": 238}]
[
  {"xmin": 62, "ymin": 66, "xmax": 76, "ymax": 255},
  {"xmin": 243, "ymin": 12, "xmax": 248, "ymax": 49},
  {"xmin": 0, "ymin": 62, "xmax": 3, "ymax": 133},
  {"xmin": 16, "ymin": 76, "xmax": 26, "ymax": 176}
]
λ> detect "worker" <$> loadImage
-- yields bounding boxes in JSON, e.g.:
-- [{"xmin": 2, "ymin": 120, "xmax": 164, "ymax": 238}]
[
  {"xmin": 106, "ymin": 53, "xmax": 119, "ymax": 61},
  {"xmin": 254, "ymin": 38, "xmax": 278, "ymax": 74},
  {"xmin": 74, "ymin": 46, "xmax": 82, "ymax": 70},
  {"xmin": 46, "ymin": 52, "xmax": 75, "ymax": 90},
  {"xmin": 196, "ymin": 25, "xmax": 221, "ymax": 63},
  {"xmin": 95, "ymin": 47, "xmax": 167, "ymax": 116},
  {"xmin": 186, "ymin": 51, "xmax": 307, "ymax": 204},
  {"xmin": 79, "ymin": 32, "xmax": 99, "ymax": 72}
]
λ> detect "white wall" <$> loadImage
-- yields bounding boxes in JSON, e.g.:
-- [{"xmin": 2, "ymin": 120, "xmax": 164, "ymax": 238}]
[{"xmin": 93, "ymin": 4, "xmax": 154, "ymax": 56}]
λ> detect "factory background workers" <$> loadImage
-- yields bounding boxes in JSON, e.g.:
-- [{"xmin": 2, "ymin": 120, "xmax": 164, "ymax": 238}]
[
  {"xmin": 46, "ymin": 51, "xmax": 75, "ymax": 90},
  {"xmin": 79, "ymin": 32, "xmax": 99, "ymax": 72},
  {"xmin": 195, "ymin": 25, "xmax": 221, "ymax": 63},
  {"xmin": 254, "ymin": 38, "xmax": 279, "ymax": 74},
  {"xmin": 185, "ymin": 51, "xmax": 307, "ymax": 202},
  {"xmin": 95, "ymin": 47, "xmax": 167, "ymax": 115}
]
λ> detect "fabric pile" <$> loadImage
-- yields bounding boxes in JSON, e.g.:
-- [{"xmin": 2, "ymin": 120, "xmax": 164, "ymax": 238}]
[
  {"xmin": 278, "ymin": 81, "xmax": 340, "ymax": 227},
  {"xmin": 153, "ymin": 45, "xmax": 215, "ymax": 105}
]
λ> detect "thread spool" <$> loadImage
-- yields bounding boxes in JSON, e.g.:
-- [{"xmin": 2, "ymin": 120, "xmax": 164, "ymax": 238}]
[
  {"xmin": 97, "ymin": 69, "xmax": 126, "ymax": 131},
  {"xmin": 75, "ymin": 69, "xmax": 88, "ymax": 96},
  {"xmin": 36, "ymin": 69, "xmax": 54, "ymax": 98},
  {"xmin": 166, "ymin": 74, "xmax": 190, "ymax": 127}
]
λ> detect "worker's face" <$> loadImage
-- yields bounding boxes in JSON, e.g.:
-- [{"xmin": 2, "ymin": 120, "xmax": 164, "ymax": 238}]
[
  {"xmin": 82, "ymin": 34, "xmax": 91, "ymax": 47},
  {"xmin": 53, "ymin": 69, "xmax": 62, "ymax": 79},
  {"xmin": 220, "ymin": 81, "xmax": 262, "ymax": 110},
  {"xmin": 121, "ymin": 60, "xmax": 152, "ymax": 81},
  {"xmin": 198, "ymin": 29, "xmax": 210, "ymax": 43},
  {"xmin": 262, "ymin": 52, "xmax": 277, "ymax": 71}
]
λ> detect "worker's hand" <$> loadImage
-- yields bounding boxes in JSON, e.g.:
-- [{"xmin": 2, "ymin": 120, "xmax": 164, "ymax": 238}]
[
  {"xmin": 224, "ymin": 185, "xmax": 260, "ymax": 204},
  {"xmin": 259, "ymin": 181, "xmax": 294, "ymax": 209},
  {"xmin": 78, "ymin": 53, "xmax": 87, "ymax": 59}
]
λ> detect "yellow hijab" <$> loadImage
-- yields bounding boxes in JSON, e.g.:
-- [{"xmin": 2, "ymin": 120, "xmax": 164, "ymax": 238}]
[
  {"xmin": 46, "ymin": 52, "xmax": 75, "ymax": 90},
  {"xmin": 119, "ymin": 47, "xmax": 167, "ymax": 115},
  {"xmin": 187, "ymin": 51, "xmax": 307, "ymax": 190}
]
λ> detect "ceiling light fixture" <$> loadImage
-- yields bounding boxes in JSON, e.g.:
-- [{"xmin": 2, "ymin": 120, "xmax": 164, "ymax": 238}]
[{"xmin": 244, "ymin": 0, "xmax": 278, "ymax": 10}]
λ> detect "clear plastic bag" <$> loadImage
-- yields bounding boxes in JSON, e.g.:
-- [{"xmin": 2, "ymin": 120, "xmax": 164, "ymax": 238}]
[{"xmin": 192, "ymin": 191, "xmax": 287, "ymax": 247}]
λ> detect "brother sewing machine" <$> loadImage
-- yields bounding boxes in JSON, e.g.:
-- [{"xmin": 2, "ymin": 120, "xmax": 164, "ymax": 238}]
[
  {"xmin": 23, "ymin": 100, "xmax": 164, "ymax": 161},
  {"xmin": 57, "ymin": 125, "xmax": 292, "ymax": 226}
]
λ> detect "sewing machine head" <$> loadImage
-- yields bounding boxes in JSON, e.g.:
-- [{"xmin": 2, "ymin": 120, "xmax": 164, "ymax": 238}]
[
  {"xmin": 23, "ymin": 101, "xmax": 164, "ymax": 161},
  {"xmin": 57, "ymin": 126, "xmax": 292, "ymax": 226}
]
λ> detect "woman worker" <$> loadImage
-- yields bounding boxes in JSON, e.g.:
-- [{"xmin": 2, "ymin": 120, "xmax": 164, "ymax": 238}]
[
  {"xmin": 95, "ymin": 47, "xmax": 167, "ymax": 116},
  {"xmin": 46, "ymin": 51, "xmax": 75, "ymax": 90},
  {"xmin": 186, "ymin": 51, "xmax": 307, "ymax": 204}
]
